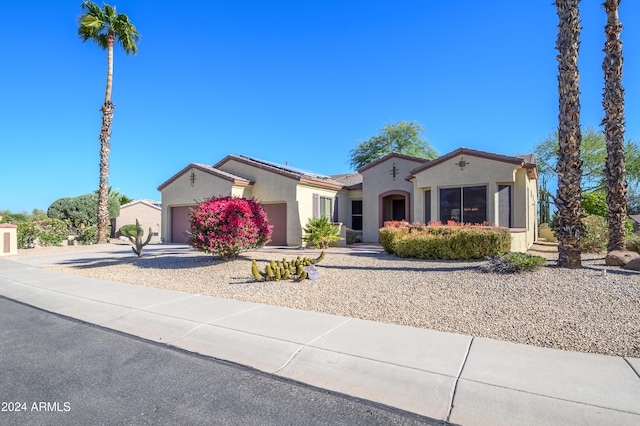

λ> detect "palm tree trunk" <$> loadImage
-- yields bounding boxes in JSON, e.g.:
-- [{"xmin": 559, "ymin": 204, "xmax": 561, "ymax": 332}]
[
  {"xmin": 555, "ymin": 0, "xmax": 583, "ymax": 268},
  {"xmin": 602, "ymin": 0, "xmax": 627, "ymax": 252},
  {"xmin": 97, "ymin": 34, "xmax": 115, "ymax": 243},
  {"xmin": 97, "ymin": 102, "xmax": 114, "ymax": 243}
]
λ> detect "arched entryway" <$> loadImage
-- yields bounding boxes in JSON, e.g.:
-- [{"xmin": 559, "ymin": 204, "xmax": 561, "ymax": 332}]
[{"xmin": 379, "ymin": 190, "xmax": 410, "ymax": 227}]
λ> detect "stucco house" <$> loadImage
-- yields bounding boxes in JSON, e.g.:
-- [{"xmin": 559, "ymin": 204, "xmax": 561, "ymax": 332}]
[
  {"xmin": 158, "ymin": 147, "xmax": 538, "ymax": 251},
  {"xmin": 113, "ymin": 200, "xmax": 162, "ymax": 242}
]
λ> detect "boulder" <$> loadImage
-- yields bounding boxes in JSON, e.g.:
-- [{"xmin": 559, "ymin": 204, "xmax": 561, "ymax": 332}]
[
  {"xmin": 605, "ymin": 250, "xmax": 640, "ymax": 266},
  {"xmin": 623, "ymin": 258, "xmax": 640, "ymax": 271}
]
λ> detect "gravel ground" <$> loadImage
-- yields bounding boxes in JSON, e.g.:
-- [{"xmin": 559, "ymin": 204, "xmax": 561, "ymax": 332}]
[{"xmin": 23, "ymin": 242, "xmax": 640, "ymax": 358}]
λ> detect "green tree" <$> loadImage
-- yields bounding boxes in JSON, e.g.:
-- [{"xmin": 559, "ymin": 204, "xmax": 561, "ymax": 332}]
[
  {"xmin": 602, "ymin": 0, "xmax": 627, "ymax": 252},
  {"xmin": 78, "ymin": 1, "xmax": 139, "ymax": 243},
  {"xmin": 349, "ymin": 121, "xmax": 438, "ymax": 170},
  {"xmin": 534, "ymin": 128, "xmax": 639, "ymax": 193},
  {"xmin": 47, "ymin": 194, "xmax": 120, "ymax": 228},
  {"xmin": 555, "ymin": 0, "xmax": 583, "ymax": 269}
]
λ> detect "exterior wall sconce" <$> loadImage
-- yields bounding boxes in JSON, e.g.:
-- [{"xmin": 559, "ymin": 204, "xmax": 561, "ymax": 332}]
[
  {"xmin": 456, "ymin": 158, "xmax": 469, "ymax": 170},
  {"xmin": 190, "ymin": 171, "xmax": 197, "ymax": 186},
  {"xmin": 389, "ymin": 163, "xmax": 399, "ymax": 181}
]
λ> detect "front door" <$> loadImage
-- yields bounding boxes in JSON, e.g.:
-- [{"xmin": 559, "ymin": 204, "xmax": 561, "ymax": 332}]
[{"xmin": 392, "ymin": 199, "xmax": 405, "ymax": 221}]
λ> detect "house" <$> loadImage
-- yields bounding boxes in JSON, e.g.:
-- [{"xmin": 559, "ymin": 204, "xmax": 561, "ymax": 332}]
[
  {"xmin": 113, "ymin": 200, "xmax": 162, "ymax": 242},
  {"xmin": 158, "ymin": 147, "xmax": 538, "ymax": 251}
]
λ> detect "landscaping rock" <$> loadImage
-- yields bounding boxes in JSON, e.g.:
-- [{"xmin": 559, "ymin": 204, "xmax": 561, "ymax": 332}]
[
  {"xmin": 605, "ymin": 250, "xmax": 640, "ymax": 266},
  {"xmin": 623, "ymin": 258, "xmax": 640, "ymax": 271}
]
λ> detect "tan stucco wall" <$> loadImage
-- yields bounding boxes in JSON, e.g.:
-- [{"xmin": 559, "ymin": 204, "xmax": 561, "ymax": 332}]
[
  {"xmin": 361, "ymin": 157, "xmax": 424, "ymax": 242},
  {"xmin": 219, "ymin": 159, "xmax": 336, "ymax": 246},
  {"xmin": 412, "ymin": 154, "xmax": 538, "ymax": 250},
  {"xmin": 160, "ymin": 167, "xmax": 236, "ymax": 242},
  {"xmin": 296, "ymin": 184, "xmax": 340, "ymax": 246},
  {"xmin": 115, "ymin": 203, "xmax": 162, "ymax": 242}
]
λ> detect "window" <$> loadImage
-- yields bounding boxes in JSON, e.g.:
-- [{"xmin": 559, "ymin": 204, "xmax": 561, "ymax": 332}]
[
  {"xmin": 424, "ymin": 189, "xmax": 431, "ymax": 224},
  {"xmin": 439, "ymin": 185, "xmax": 487, "ymax": 224},
  {"xmin": 313, "ymin": 194, "xmax": 334, "ymax": 219},
  {"xmin": 351, "ymin": 200, "xmax": 363, "ymax": 231},
  {"xmin": 320, "ymin": 196, "xmax": 333, "ymax": 219}
]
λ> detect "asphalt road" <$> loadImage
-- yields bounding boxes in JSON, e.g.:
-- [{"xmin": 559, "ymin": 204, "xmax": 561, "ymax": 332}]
[{"xmin": 0, "ymin": 297, "xmax": 444, "ymax": 425}]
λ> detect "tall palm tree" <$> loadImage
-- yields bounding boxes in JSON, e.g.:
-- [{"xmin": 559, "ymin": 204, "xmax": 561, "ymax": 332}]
[
  {"xmin": 78, "ymin": 1, "xmax": 139, "ymax": 243},
  {"xmin": 602, "ymin": 0, "xmax": 627, "ymax": 252},
  {"xmin": 555, "ymin": 0, "xmax": 583, "ymax": 268}
]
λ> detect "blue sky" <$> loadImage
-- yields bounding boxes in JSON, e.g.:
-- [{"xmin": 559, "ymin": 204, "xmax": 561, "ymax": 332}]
[{"xmin": 1, "ymin": 0, "xmax": 638, "ymax": 213}]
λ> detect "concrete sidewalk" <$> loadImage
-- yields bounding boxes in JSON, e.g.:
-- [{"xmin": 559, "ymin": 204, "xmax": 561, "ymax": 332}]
[{"xmin": 1, "ymin": 248, "xmax": 639, "ymax": 425}]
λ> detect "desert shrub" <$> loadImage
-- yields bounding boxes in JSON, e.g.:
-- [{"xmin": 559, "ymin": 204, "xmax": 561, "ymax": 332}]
[
  {"xmin": 16, "ymin": 219, "xmax": 70, "ymax": 248},
  {"xmin": 47, "ymin": 194, "xmax": 120, "ymax": 227},
  {"xmin": 3, "ymin": 213, "xmax": 29, "ymax": 223},
  {"xmin": 480, "ymin": 252, "xmax": 547, "ymax": 273},
  {"xmin": 302, "ymin": 216, "xmax": 342, "ymax": 249},
  {"xmin": 36, "ymin": 219, "xmax": 69, "ymax": 246},
  {"xmin": 582, "ymin": 192, "xmax": 607, "ymax": 217},
  {"xmin": 380, "ymin": 222, "xmax": 510, "ymax": 260},
  {"xmin": 188, "ymin": 196, "xmax": 271, "ymax": 260},
  {"xmin": 119, "ymin": 224, "xmax": 142, "ymax": 238},
  {"xmin": 77, "ymin": 225, "xmax": 110, "ymax": 245},
  {"xmin": 581, "ymin": 215, "xmax": 608, "ymax": 253},
  {"xmin": 626, "ymin": 233, "xmax": 640, "ymax": 253},
  {"xmin": 379, "ymin": 222, "xmax": 412, "ymax": 254},
  {"xmin": 16, "ymin": 222, "xmax": 39, "ymax": 249}
]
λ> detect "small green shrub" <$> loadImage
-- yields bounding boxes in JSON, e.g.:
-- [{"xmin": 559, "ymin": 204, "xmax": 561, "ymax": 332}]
[
  {"xmin": 36, "ymin": 219, "xmax": 69, "ymax": 246},
  {"xmin": 582, "ymin": 192, "xmax": 607, "ymax": 217},
  {"xmin": 119, "ymin": 224, "xmax": 143, "ymax": 238},
  {"xmin": 379, "ymin": 225, "xmax": 410, "ymax": 254},
  {"xmin": 302, "ymin": 216, "xmax": 342, "ymax": 249},
  {"xmin": 627, "ymin": 233, "xmax": 640, "ymax": 253},
  {"xmin": 77, "ymin": 225, "xmax": 110, "ymax": 245},
  {"xmin": 581, "ymin": 215, "xmax": 608, "ymax": 253},
  {"xmin": 17, "ymin": 222, "xmax": 39, "ymax": 249},
  {"xmin": 4, "ymin": 213, "xmax": 29, "ymax": 223},
  {"xmin": 480, "ymin": 252, "xmax": 547, "ymax": 273}
]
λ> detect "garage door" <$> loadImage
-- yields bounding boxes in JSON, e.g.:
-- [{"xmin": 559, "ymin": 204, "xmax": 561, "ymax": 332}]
[
  {"xmin": 171, "ymin": 206, "xmax": 194, "ymax": 243},
  {"xmin": 261, "ymin": 203, "xmax": 287, "ymax": 246}
]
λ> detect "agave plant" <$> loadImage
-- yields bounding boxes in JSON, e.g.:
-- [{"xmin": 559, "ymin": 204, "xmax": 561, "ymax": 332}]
[{"xmin": 302, "ymin": 216, "xmax": 342, "ymax": 249}]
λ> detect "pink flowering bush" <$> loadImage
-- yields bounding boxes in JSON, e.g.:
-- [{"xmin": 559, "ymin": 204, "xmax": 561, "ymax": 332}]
[{"xmin": 188, "ymin": 196, "xmax": 272, "ymax": 260}]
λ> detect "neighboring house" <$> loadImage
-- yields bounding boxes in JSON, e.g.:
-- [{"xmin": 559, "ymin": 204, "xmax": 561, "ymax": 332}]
[
  {"xmin": 113, "ymin": 200, "xmax": 162, "ymax": 243},
  {"xmin": 158, "ymin": 147, "xmax": 538, "ymax": 251}
]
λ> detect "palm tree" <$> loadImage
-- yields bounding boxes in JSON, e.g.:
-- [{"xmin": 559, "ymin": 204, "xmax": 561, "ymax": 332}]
[
  {"xmin": 555, "ymin": 0, "xmax": 583, "ymax": 268},
  {"xmin": 78, "ymin": 1, "xmax": 139, "ymax": 243},
  {"xmin": 602, "ymin": 0, "xmax": 627, "ymax": 252}
]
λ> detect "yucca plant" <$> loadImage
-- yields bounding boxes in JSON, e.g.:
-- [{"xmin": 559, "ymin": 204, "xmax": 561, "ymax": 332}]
[{"xmin": 302, "ymin": 216, "xmax": 342, "ymax": 249}]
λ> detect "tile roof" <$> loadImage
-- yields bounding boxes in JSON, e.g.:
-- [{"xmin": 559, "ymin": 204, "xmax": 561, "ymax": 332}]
[
  {"xmin": 214, "ymin": 154, "xmax": 345, "ymax": 190},
  {"xmin": 407, "ymin": 147, "xmax": 537, "ymax": 178},
  {"xmin": 157, "ymin": 163, "xmax": 254, "ymax": 191},
  {"xmin": 357, "ymin": 152, "xmax": 429, "ymax": 173}
]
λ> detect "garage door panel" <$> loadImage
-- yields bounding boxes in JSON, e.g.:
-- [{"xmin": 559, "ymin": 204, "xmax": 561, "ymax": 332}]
[
  {"xmin": 171, "ymin": 206, "xmax": 193, "ymax": 244},
  {"xmin": 262, "ymin": 203, "xmax": 286, "ymax": 246}
]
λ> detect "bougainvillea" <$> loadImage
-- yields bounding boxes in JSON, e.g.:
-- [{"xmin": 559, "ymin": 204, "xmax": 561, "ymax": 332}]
[{"xmin": 188, "ymin": 196, "xmax": 271, "ymax": 259}]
